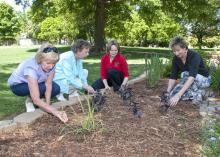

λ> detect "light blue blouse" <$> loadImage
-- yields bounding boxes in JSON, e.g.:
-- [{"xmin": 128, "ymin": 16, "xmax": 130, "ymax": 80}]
[{"xmin": 53, "ymin": 51, "xmax": 88, "ymax": 93}]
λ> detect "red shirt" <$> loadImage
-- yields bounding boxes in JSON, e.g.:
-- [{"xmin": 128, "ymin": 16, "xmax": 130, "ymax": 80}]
[{"xmin": 100, "ymin": 52, "xmax": 129, "ymax": 80}]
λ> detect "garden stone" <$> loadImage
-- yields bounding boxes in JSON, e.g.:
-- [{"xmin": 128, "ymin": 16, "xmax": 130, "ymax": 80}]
[
  {"xmin": 199, "ymin": 102, "xmax": 208, "ymax": 117},
  {"xmin": 0, "ymin": 120, "xmax": 17, "ymax": 133},
  {"xmin": 13, "ymin": 109, "xmax": 45, "ymax": 124}
]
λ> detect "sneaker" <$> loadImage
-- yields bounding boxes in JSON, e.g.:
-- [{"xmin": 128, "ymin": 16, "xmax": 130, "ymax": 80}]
[
  {"xmin": 56, "ymin": 93, "xmax": 67, "ymax": 101},
  {"xmin": 68, "ymin": 91, "xmax": 79, "ymax": 100},
  {"xmin": 25, "ymin": 97, "xmax": 35, "ymax": 112}
]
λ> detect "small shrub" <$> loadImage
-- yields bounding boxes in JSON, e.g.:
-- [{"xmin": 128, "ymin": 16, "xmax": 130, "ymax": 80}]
[
  {"xmin": 210, "ymin": 63, "xmax": 220, "ymax": 93},
  {"xmin": 145, "ymin": 54, "xmax": 163, "ymax": 87}
]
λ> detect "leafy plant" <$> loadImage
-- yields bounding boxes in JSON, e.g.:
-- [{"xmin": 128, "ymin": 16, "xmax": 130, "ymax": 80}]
[
  {"xmin": 59, "ymin": 94, "xmax": 100, "ymax": 136},
  {"xmin": 145, "ymin": 54, "xmax": 163, "ymax": 87},
  {"xmin": 81, "ymin": 95, "xmax": 96, "ymax": 131},
  {"xmin": 210, "ymin": 63, "xmax": 220, "ymax": 94}
]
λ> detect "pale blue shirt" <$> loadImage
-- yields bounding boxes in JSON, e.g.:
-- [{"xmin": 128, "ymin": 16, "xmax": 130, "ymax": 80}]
[
  {"xmin": 53, "ymin": 51, "xmax": 88, "ymax": 93},
  {"xmin": 8, "ymin": 58, "xmax": 55, "ymax": 86}
]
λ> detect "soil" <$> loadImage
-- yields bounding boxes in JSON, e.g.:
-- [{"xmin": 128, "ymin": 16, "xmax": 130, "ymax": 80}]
[{"xmin": 0, "ymin": 79, "xmax": 202, "ymax": 157}]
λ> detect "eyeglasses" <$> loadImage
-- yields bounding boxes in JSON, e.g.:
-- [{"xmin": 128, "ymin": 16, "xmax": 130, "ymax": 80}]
[{"xmin": 42, "ymin": 47, "xmax": 58, "ymax": 53}]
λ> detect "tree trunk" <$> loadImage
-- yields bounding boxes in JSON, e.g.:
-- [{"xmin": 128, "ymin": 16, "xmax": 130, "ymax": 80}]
[
  {"xmin": 94, "ymin": 0, "xmax": 106, "ymax": 54},
  {"xmin": 197, "ymin": 35, "xmax": 203, "ymax": 49}
]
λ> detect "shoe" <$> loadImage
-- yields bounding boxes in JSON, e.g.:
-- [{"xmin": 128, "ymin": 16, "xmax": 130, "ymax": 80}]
[
  {"xmin": 56, "ymin": 93, "xmax": 67, "ymax": 101},
  {"xmin": 68, "ymin": 91, "xmax": 79, "ymax": 100},
  {"xmin": 25, "ymin": 97, "xmax": 35, "ymax": 112}
]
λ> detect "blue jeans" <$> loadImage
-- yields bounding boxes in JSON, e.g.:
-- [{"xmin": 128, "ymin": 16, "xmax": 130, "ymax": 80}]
[{"xmin": 10, "ymin": 82, "xmax": 60, "ymax": 98}]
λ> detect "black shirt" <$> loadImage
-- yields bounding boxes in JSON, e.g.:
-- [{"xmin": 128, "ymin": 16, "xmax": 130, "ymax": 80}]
[{"xmin": 170, "ymin": 49, "xmax": 209, "ymax": 79}]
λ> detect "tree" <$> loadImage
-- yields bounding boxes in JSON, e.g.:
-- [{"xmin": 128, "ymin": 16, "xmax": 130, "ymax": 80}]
[
  {"xmin": 14, "ymin": 0, "xmax": 31, "ymax": 13},
  {"xmin": 56, "ymin": 0, "xmax": 132, "ymax": 53},
  {"xmin": 37, "ymin": 16, "xmax": 78, "ymax": 43},
  {"xmin": 118, "ymin": 11, "xmax": 148, "ymax": 46},
  {"xmin": 0, "ymin": 2, "xmax": 21, "ymax": 45},
  {"xmin": 160, "ymin": 0, "xmax": 219, "ymax": 48}
]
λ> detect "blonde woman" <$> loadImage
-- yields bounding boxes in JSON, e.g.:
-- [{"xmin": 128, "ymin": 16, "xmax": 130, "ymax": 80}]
[{"xmin": 8, "ymin": 44, "xmax": 68, "ymax": 123}]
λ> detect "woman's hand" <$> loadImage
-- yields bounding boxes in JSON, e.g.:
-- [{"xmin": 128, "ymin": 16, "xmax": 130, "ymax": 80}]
[
  {"xmin": 169, "ymin": 94, "xmax": 181, "ymax": 106},
  {"xmin": 104, "ymin": 85, "xmax": 111, "ymax": 90},
  {"xmin": 84, "ymin": 85, "xmax": 95, "ymax": 94},
  {"xmin": 53, "ymin": 110, "xmax": 68, "ymax": 123}
]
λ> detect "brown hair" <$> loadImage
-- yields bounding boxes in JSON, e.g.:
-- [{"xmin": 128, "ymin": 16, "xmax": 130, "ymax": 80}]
[
  {"xmin": 169, "ymin": 36, "xmax": 188, "ymax": 50},
  {"xmin": 71, "ymin": 39, "xmax": 91, "ymax": 53},
  {"xmin": 107, "ymin": 40, "xmax": 120, "ymax": 52}
]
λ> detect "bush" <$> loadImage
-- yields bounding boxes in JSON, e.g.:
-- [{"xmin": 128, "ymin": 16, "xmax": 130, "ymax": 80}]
[
  {"xmin": 210, "ymin": 64, "xmax": 220, "ymax": 93},
  {"xmin": 145, "ymin": 54, "xmax": 164, "ymax": 87}
]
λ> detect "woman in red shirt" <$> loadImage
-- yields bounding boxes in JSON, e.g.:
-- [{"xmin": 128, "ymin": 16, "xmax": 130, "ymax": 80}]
[{"xmin": 92, "ymin": 40, "xmax": 129, "ymax": 91}]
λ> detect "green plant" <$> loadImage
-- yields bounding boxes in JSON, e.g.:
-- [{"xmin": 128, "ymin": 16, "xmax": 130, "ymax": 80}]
[
  {"xmin": 59, "ymin": 94, "xmax": 99, "ymax": 137},
  {"xmin": 210, "ymin": 63, "xmax": 220, "ymax": 94},
  {"xmin": 145, "ymin": 54, "xmax": 163, "ymax": 87},
  {"xmin": 81, "ymin": 95, "xmax": 96, "ymax": 131}
]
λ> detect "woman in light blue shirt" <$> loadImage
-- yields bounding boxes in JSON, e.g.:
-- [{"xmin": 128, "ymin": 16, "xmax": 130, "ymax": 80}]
[
  {"xmin": 8, "ymin": 44, "xmax": 68, "ymax": 123},
  {"xmin": 54, "ymin": 39, "xmax": 95, "ymax": 101}
]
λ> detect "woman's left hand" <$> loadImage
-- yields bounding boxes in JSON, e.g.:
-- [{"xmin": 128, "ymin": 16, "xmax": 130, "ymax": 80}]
[{"xmin": 169, "ymin": 94, "xmax": 181, "ymax": 106}]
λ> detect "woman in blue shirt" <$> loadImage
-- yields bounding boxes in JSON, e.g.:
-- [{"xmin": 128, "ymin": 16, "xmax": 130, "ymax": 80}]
[{"xmin": 54, "ymin": 39, "xmax": 95, "ymax": 101}]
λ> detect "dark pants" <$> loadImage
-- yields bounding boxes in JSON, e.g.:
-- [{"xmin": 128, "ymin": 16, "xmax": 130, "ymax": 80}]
[
  {"xmin": 92, "ymin": 69, "xmax": 124, "ymax": 91},
  {"xmin": 10, "ymin": 81, "xmax": 60, "ymax": 98}
]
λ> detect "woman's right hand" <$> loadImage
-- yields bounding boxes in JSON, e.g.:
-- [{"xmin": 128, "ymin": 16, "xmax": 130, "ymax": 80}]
[
  {"xmin": 104, "ymin": 85, "xmax": 111, "ymax": 90},
  {"xmin": 53, "ymin": 110, "xmax": 68, "ymax": 123}
]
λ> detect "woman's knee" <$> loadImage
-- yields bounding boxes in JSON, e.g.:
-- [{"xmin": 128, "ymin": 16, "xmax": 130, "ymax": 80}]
[
  {"xmin": 51, "ymin": 82, "xmax": 60, "ymax": 97},
  {"xmin": 10, "ymin": 83, "xmax": 30, "ymax": 96}
]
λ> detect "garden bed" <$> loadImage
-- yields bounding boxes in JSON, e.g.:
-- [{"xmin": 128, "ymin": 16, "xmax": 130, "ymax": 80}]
[{"xmin": 0, "ymin": 79, "xmax": 202, "ymax": 157}]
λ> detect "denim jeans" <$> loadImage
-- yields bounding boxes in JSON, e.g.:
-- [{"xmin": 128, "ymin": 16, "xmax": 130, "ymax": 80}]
[{"xmin": 10, "ymin": 81, "xmax": 60, "ymax": 98}]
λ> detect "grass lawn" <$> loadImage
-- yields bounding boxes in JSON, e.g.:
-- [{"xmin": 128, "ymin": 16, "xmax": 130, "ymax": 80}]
[{"xmin": 0, "ymin": 46, "xmax": 146, "ymax": 119}]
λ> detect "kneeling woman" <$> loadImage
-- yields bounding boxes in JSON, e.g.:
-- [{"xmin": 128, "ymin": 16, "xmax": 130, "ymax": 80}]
[
  {"xmin": 92, "ymin": 40, "xmax": 129, "ymax": 91},
  {"xmin": 167, "ymin": 36, "xmax": 211, "ymax": 107},
  {"xmin": 8, "ymin": 44, "xmax": 68, "ymax": 123}
]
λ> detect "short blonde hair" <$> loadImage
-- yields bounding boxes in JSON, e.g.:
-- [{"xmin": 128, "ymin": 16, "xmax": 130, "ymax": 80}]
[{"xmin": 35, "ymin": 43, "xmax": 59, "ymax": 64}]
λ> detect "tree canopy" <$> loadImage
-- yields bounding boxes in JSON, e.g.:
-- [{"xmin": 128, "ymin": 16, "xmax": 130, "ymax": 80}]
[
  {"xmin": 11, "ymin": 0, "xmax": 220, "ymax": 49},
  {"xmin": 0, "ymin": 2, "xmax": 21, "ymax": 45}
]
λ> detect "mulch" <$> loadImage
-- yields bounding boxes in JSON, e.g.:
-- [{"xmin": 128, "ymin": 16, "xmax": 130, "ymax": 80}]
[{"xmin": 0, "ymin": 79, "xmax": 202, "ymax": 157}]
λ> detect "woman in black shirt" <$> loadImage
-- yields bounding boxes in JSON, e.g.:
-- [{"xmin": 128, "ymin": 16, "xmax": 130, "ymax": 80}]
[{"xmin": 165, "ymin": 36, "xmax": 211, "ymax": 107}]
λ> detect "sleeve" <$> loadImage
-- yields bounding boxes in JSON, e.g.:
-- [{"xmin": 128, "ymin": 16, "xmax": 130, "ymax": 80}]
[
  {"xmin": 24, "ymin": 67, "xmax": 38, "ymax": 80},
  {"xmin": 100, "ymin": 56, "xmax": 107, "ymax": 80},
  {"xmin": 170, "ymin": 57, "xmax": 179, "ymax": 80},
  {"xmin": 121, "ymin": 56, "xmax": 129, "ymax": 77},
  {"xmin": 188, "ymin": 54, "xmax": 200, "ymax": 78},
  {"xmin": 79, "ymin": 60, "xmax": 88, "ymax": 86},
  {"xmin": 61, "ymin": 58, "xmax": 83, "ymax": 89}
]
